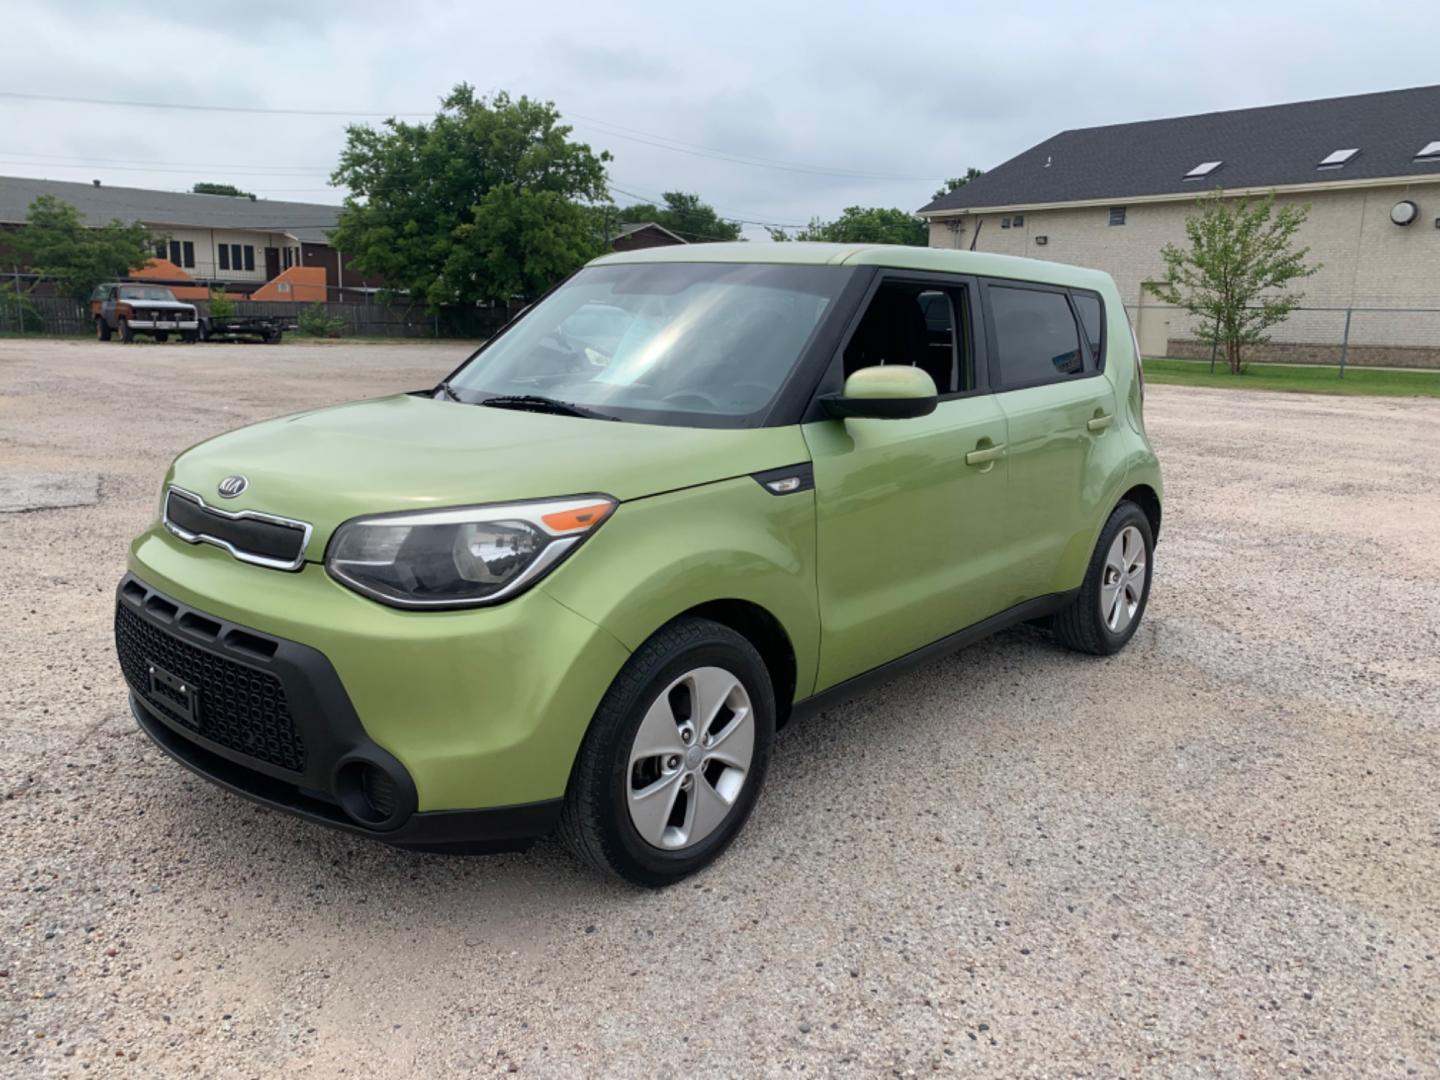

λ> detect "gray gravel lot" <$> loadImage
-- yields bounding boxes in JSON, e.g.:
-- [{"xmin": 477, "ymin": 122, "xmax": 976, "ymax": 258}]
[{"xmin": 2, "ymin": 337, "xmax": 1438, "ymax": 1077}]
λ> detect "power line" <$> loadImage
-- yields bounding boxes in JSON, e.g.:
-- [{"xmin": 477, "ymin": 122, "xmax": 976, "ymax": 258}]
[{"xmin": 0, "ymin": 89, "xmax": 948, "ymax": 183}]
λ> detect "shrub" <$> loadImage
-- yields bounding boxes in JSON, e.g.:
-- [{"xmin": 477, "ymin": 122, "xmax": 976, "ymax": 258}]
[
  {"xmin": 207, "ymin": 289, "xmax": 235, "ymax": 320},
  {"xmin": 0, "ymin": 281, "xmax": 44, "ymax": 333},
  {"xmin": 298, "ymin": 302, "xmax": 345, "ymax": 338}
]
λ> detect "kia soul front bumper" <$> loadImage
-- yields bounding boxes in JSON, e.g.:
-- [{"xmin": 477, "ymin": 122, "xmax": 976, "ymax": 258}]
[{"xmin": 116, "ymin": 529, "xmax": 631, "ymax": 851}]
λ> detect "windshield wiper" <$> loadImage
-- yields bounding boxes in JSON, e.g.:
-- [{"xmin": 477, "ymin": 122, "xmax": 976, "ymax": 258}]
[
  {"xmin": 435, "ymin": 381, "xmax": 463, "ymax": 402},
  {"xmin": 479, "ymin": 394, "xmax": 615, "ymax": 421}
]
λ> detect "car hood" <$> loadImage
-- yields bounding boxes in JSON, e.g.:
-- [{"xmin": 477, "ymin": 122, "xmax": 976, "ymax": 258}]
[
  {"xmin": 124, "ymin": 300, "xmax": 195, "ymax": 311},
  {"xmin": 167, "ymin": 393, "xmax": 812, "ymax": 557}
]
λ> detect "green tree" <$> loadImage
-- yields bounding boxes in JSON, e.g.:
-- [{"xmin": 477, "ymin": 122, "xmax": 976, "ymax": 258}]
[
  {"xmin": 769, "ymin": 206, "xmax": 927, "ymax": 246},
  {"xmin": 330, "ymin": 85, "xmax": 612, "ymax": 309},
  {"xmin": 7, "ymin": 195, "xmax": 153, "ymax": 302},
  {"xmin": 931, "ymin": 167, "xmax": 983, "ymax": 202},
  {"xmin": 1150, "ymin": 191, "xmax": 1319, "ymax": 374},
  {"xmin": 192, "ymin": 182, "xmax": 254, "ymax": 198},
  {"xmin": 615, "ymin": 191, "xmax": 742, "ymax": 242}
]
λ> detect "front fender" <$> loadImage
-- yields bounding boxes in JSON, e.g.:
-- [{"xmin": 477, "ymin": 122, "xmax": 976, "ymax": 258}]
[{"xmin": 540, "ymin": 474, "xmax": 820, "ymax": 703}]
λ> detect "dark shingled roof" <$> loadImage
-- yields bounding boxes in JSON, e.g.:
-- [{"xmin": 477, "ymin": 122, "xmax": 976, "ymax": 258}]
[
  {"xmin": 0, "ymin": 175, "xmax": 341, "ymax": 242},
  {"xmin": 921, "ymin": 84, "xmax": 1440, "ymax": 215}
]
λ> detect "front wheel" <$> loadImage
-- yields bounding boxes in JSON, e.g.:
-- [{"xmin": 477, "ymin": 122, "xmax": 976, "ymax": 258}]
[
  {"xmin": 118, "ymin": 319, "xmax": 134, "ymax": 343},
  {"xmin": 1052, "ymin": 501, "xmax": 1154, "ymax": 655},
  {"xmin": 559, "ymin": 617, "xmax": 775, "ymax": 886},
  {"xmin": 154, "ymin": 331, "xmax": 169, "ymax": 343},
  {"xmin": 95, "ymin": 317, "xmax": 111, "ymax": 342}
]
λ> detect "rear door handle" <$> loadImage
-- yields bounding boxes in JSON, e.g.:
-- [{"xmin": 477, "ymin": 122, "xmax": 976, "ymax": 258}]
[
  {"xmin": 1087, "ymin": 414, "xmax": 1114, "ymax": 432},
  {"xmin": 965, "ymin": 444, "xmax": 1006, "ymax": 466}
]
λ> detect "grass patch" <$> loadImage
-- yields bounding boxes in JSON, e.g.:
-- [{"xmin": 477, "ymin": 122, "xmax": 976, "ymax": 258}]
[{"xmin": 1143, "ymin": 358, "xmax": 1440, "ymax": 398}]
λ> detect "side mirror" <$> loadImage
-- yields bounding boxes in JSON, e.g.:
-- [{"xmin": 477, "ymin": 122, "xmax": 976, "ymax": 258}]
[{"xmin": 820, "ymin": 365, "xmax": 938, "ymax": 420}]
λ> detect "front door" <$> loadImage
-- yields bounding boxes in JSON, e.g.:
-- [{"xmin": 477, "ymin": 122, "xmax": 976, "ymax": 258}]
[
  {"xmin": 804, "ymin": 277, "xmax": 1011, "ymax": 690},
  {"xmin": 264, "ymin": 247, "xmax": 281, "ymax": 281}
]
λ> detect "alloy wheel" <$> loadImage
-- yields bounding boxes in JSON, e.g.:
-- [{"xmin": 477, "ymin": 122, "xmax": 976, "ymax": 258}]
[
  {"xmin": 1100, "ymin": 524, "xmax": 1146, "ymax": 633},
  {"xmin": 626, "ymin": 666, "xmax": 754, "ymax": 851}
]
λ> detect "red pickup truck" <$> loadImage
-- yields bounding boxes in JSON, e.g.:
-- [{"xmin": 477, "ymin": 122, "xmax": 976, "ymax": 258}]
[{"xmin": 90, "ymin": 283, "xmax": 199, "ymax": 343}]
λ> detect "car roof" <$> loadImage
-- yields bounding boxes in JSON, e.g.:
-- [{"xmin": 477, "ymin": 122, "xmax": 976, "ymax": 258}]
[{"xmin": 589, "ymin": 241, "xmax": 1114, "ymax": 292}]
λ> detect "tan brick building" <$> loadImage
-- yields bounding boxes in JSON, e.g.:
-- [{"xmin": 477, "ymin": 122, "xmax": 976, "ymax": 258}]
[{"xmin": 919, "ymin": 86, "xmax": 1440, "ymax": 367}]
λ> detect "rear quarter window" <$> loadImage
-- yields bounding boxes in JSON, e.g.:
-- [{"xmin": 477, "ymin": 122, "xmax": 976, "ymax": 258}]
[
  {"xmin": 988, "ymin": 285, "xmax": 1086, "ymax": 388},
  {"xmin": 1070, "ymin": 290, "xmax": 1104, "ymax": 367}
]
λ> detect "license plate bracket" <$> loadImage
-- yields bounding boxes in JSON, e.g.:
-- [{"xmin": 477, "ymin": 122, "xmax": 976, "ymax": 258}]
[{"xmin": 147, "ymin": 660, "xmax": 199, "ymax": 724}]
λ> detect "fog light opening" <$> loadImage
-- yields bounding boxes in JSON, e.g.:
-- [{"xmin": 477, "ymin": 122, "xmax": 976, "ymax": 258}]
[{"xmin": 336, "ymin": 759, "xmax": 401, "ymax": 827}]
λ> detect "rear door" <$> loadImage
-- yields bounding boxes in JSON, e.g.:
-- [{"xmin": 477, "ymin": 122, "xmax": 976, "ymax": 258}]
[
  {"xmin": 982, "ymin": 280, "xmax": 1118, "ymax": 604},
  {"xmin": 804, "ymin": 273, "xmax": 1012, "ymax": 690}
]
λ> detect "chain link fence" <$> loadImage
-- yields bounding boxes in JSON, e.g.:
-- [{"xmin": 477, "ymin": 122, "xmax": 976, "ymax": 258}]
[
  {"xmin": 0, "ymin": 273, "xmax": 519, "ymax": 340},
  {"xmin": 1123, "ymin": 303, "xmax": 1440, "ymax": 373}
]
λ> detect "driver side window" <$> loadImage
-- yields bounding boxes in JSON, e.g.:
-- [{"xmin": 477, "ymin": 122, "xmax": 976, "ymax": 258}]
[{"xmin": 842, "ymin": 281, "xmax": 972, "ymax": 395}]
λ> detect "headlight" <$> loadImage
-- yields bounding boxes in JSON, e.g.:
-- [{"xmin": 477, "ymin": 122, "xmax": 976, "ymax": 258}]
[{"xmin": 326, "ymin": 496, "xmax": 616, "ymax": 609}]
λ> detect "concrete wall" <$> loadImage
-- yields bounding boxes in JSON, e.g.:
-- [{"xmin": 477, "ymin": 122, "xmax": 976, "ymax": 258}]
[{"xmin": 927, "ymin": 182, "xmax": 1440, "ymax": 365}]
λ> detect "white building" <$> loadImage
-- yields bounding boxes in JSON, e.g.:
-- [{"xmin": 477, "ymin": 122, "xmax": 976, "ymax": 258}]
[{"xmin": 919, "ymin": 85, "xmax": 1440, "ymax": 367}]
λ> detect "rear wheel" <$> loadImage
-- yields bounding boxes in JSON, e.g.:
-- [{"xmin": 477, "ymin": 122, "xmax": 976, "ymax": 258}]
[
  {"xmin": 560, "ymin": 617, "xmax": 774, "ymax": 886},
  {"xmin": 1052, "ymin": 501, "xmax": 1153, "ymax": 656},
  {"xmin": 95, "ymin": 317, "xmax": 111, "ymax": 341}
]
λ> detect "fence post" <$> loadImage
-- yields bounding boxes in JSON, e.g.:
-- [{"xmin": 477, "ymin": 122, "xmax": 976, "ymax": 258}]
[
  {"xmin": 1337, "ymin": 308, "xmax": 1352, "ymax": 379},
  {"xmin": 1209, "ymin": 315, "xmax": 1219, "ymax": 374}
]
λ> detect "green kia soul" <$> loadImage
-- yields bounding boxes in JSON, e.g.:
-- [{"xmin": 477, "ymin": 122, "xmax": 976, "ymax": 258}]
[{"xmin": 116, "ymin": 242, "xmax": 1161, "ymax": 886}]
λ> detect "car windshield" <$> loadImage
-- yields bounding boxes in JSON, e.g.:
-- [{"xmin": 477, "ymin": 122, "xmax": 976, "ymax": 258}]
[
  {"xmin": 448, "ymin": 262, "xmax": 849, "ymax": 425},
  {"xmin": 119, "ymin": 286, "xmax": 178, "ymax": 301}
]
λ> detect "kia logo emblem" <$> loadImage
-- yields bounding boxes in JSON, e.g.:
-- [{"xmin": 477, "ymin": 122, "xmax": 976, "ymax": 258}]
[{"xmin": 217, "ymin": 475, "xmax": 248, "ymax": 499}]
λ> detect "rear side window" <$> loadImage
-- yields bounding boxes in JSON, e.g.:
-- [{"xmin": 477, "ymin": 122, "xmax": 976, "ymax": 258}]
[
  {"xmin": 1070, "ymin": 290, "xmax": 1104, "ymax": 366},
  {"xmin": 988, "ymin": 285, "xmax": 1085, "ymax": 388}
]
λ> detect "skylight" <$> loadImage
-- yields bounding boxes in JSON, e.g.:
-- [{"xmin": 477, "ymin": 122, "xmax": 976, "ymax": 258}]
[
  {"xmin": 1417, "ymin": 141, "xmax": 1440, "ymax": 161},
  {"xmin": 1184, "ymin": 160, "xmax": 1223, "ymax": 180},
  {"xmin": 1318, "ymin": 148, "xmax": 1359, "ymax": 168}
]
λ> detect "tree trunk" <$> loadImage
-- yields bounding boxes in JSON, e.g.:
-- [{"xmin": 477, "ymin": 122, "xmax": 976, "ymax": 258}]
[{"xmin": 1227, "ymin": 340, "xmax": 1242, "ymax": 375}]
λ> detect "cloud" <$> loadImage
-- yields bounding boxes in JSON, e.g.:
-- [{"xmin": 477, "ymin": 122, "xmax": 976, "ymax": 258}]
[{"xmin": 0, "ymin": 0, "xmax": 1437, "ymax": 234}]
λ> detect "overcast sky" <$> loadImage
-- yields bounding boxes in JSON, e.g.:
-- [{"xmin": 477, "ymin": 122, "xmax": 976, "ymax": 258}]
[{"xmin": 3, "ymin": 0, "xmax": 1439, "ymax": 240}]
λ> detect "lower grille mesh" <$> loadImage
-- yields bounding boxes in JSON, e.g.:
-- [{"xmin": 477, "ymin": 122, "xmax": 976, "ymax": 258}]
[{"xmin": 116, "ymin": 604, "xmax": 307, "ymax": 773}]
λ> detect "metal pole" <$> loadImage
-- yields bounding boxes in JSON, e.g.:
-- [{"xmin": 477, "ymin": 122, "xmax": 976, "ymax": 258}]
[
  {"xmin": 1338, "ymin": 308, "xmax": 1352, "ymax": 379},
  {"xmin": 1209, "ymin": 314, "xmax": 1219, "ymax": 374}
]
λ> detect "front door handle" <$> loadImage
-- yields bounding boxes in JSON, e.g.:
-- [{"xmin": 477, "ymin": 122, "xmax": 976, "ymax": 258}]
[
  {"xmin": 965, "ymin": 443, "xmax": 1006, "ymax": 466},
  {"xmin": 1087, "ymin": 414, "xmax": 1114, "ymax": 432}
]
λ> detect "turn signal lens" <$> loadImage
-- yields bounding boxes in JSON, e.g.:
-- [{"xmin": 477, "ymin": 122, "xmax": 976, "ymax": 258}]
[{"xmin": 541, "ymin": 501, "xmax": 616, "ymax": 534}]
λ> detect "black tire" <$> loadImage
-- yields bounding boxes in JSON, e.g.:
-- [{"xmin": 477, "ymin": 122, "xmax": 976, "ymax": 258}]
[
  {"xmin": 154, "ymin": 331, "xmax": 169, "ymax": 343},
  {"xmin": 181, "ymin": 330, "xmax": 198, "ymax": 343},
  {"xmin": 559, "ymin": 616, "xmax": 775, "ymax": 887},
  {"xmin": 264, "ymin": 330, "xmax": 282, "ymax": 345},
  {"xmin": 119, "ymin": 319, "xmax": 134, "ymax": 343},
  {"xmin": 95, "ymin": 317, "xmax": 111, "ymax": 342},
  {"xmin": 1052, "ymin": 500, "xmax": 1154, "ymax": 656}
]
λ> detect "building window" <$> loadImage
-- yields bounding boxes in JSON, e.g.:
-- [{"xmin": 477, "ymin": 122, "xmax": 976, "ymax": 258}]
[
  {"xmin": 1000, "ymin": 216, "xmax": 1011, "ymax": 229},
  {"xmin": 218, "ymin": 245, "xmax": 230, "ymax": 271},
  {"xmin": 243, "ymin": 245, "xmax": 255, "ymax": 272},
  {"xmin": 1109, "ymin": 206, "xmax": 1127, "ymax": 226},
  {"xmin": 182, "ymin": 240, "xmax": 195, "ymax": 268},
  {"xmin": 154, "ymin": 240, "xmax": 166, "ymax": 260},
  {"xmin": 1012, "ymin": 214, "xmax": 1024, "ymax": 227},
  {"xmin": 168, "ymin": 240, "xmax": 181, "ymax": 265},
  {"xmin": 282, "ymin": 247, "xmax": 292, "ymax": 270}
]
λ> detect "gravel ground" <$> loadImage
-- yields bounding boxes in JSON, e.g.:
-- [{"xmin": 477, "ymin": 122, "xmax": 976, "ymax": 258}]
[{"xmin": 2, "ymin": 338, "xmax": 1438, "ymax": 1078}]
